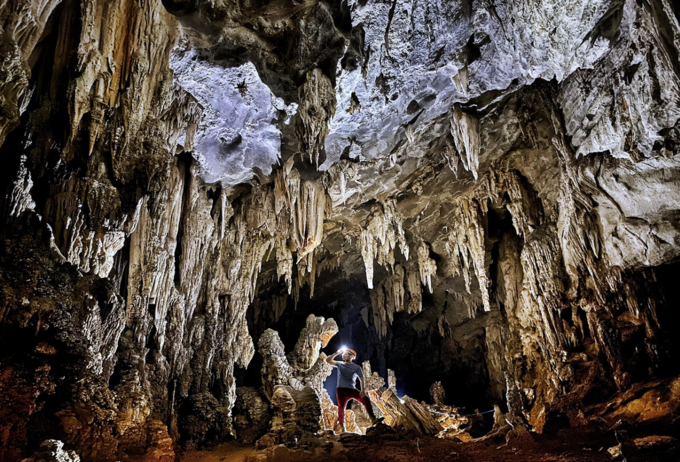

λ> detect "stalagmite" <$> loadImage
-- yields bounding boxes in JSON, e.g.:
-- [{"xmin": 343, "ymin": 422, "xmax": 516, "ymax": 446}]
[
  {"xmin": 388, "ymin": 370, "xmax": 397, "ymax": 392},
  {"xmin": 259, "ymin": 330, "xmax": 294, "ymax": 400},
  {"xmin": 233, "ymin": 388, "xmax": 271, "ymax": 444},
  {"xmin": 258, "ymin": 315, "xmax": 337, "ymax": 402},
  {"xmin": 251, "ymin": 317, "xmax": 342, "ymax": 445},
  {"xmin": 289, "ymin": 315, "xmax": 339, "ymax": 372},
  {"xmin": 257, "ymin": 385, "xmax": 323, "ymax": 448},
  {"xmin": 429, "ymin": 382, "xmax": 446, "ymax": 406},
  {"xmin": 23, "ymin": 440, "xmax": 81, "ymax": 462}
]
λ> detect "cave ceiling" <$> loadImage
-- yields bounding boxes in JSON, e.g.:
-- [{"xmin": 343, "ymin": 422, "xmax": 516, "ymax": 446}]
[{"xmin": 158, "ymin": 0, "xmax": 680, "ymax": 296}]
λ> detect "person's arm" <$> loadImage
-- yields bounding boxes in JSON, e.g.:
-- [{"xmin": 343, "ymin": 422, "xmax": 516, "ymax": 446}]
[
  {"xmin": 359, "ymin": 376, "xmax": 367, "ymax": 397},
  {"xmin": 326, "ymin": 349, "xmax": 342, "ymax": 365}
]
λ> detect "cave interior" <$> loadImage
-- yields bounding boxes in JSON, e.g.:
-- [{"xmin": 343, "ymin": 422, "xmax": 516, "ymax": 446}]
[{"xmin": 2, "ymin": 0, "xmax": 680, "ymax": 461}]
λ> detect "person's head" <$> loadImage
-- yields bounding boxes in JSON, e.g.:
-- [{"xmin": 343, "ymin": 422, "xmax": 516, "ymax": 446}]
[{"xmin": 342, "ymin": 349, "xmax": 356, "ymax": 363}]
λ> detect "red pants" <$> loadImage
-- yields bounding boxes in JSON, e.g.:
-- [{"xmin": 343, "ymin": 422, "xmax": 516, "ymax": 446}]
[{"xmin": 336, "ymin": 387, "xmax": 375, "ymax": 424}]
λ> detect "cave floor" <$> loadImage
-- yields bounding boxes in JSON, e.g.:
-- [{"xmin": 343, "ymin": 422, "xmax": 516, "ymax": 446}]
[{"xmin": 179, "ymin": 425, "xmax": 680, "ymax": 462}]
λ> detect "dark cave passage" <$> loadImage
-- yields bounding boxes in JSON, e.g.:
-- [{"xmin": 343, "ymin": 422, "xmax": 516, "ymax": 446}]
[{"xmin": 239, "ymin": 268, "xmax": 496, "ymax": 412}]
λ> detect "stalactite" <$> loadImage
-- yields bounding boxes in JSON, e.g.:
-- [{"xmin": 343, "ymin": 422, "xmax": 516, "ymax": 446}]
[
  {"xmin": 586, "ymin": 309, "xmax": 627, "ymax": 389},
  {"xmin": 315, "ymin": 249, "xmax": 343, "ymax": 277},
  {"xmin": 293, "ymin": 181, "xmax": 328, "ymax": 261},
  {"xmin": 5, "ymin": 155, "xmax": 35, "ymax": 220},
  {"xmin": 501, "ymin": 172, "xmax": 542, "ymax": 237},
  {"xmin": 445, "ymin": 197, "xmax": 491, "ymax": 312},
  {"xmin": 360, "ymin": 200, "xmax": 409, "ymax": 288},
  {"xmin": 405, "ymin": 124, "xmax": 416, "ymax": 144},
  {"xmin": 449, "ymin": 105, "xmax": 480, "ymax": 179},
  {"xmin": 296, "ymin": 250, "xmax": 318, "ymax": 300},
  {"xmin": 295, "ymin": 68, "xmax": 336, "ymax": 168},
  {"xmin": 370, "ymin": 283, "xmax": 388, "ymax": 338},
  {"xmin": 276, "ymin": 236, "xmax": 294, "ymax": 294},
  {"xmin": 417, "ymin": 241, "xmax": 437, "ymax": 294},
  {"xmin": 272, "ymin": 164, "xmax": 334, "ymax": 298},
  {"xmin": 370, "ymin": 265, "xmax": 403, "ymax": 337},
  {"xmin": 553, "ymin": 135, "xmax": 605, "ymax": 303},
  {"xmin": 484, "ymin": 319, "xmax": 508, "ymax": 400},
  {"xmin": 323, "ymin": 160, "xmax": 360, "ymax": 205},
  {"xmin": 519, "ymin": 227, "xmax": 568, "ymax": 354},
  {"xmin": 360, "ymin": 229, "xmax": 378, "ymax": 289},
  {"xmin": 0, "ymin": 0, "xmax": 61, "ymax": 146},
  {"xmin": 43, "ymin": 178, "xmax": 142, "ymax": 278},
  {"xmin": 260, "ymin": 293, "xmax": 288, "ymax": 323},
  {"xmin": 452, "ymin": 66, "xmax": 469, "ymax": 95},
  {"xmin": 370, "ymin": 264, "xmax": 422, "ymax": 338},
  {"xmin": 477, "ymin": 169, "xmax": 543, "ymax": 238},
  {"xmin": 437, "ymin": 315, "xmax": 451, "ymax": 337},
  {"xmin": 442, "ymin": 140, "xmax": 460, "ymax": 177},
  {"xmin": 405, "ymin": 267, "xmax": 423, "ymax": 314}
]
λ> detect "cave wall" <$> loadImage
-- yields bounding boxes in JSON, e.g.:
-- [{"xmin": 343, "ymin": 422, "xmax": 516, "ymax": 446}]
[{"xmin": 0, "ymin": 0, "xmax": 680, "ymax": 460}]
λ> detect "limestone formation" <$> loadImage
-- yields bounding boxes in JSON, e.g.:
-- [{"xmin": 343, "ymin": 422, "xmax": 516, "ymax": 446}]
[
  {"xmin": 449, "ymin": 106, "xmax": 481, "ymax": 179},
  {"xmin": 21, "ymin": 440, "xmax": 80, "ymax": 462},
  {"xmin": 295, "ymin": 69, "xmax": 337, "ymax": 168},
  {"xmin": 444, "ymin": 198, "xmax": 491, "ymax": 312},
  {"xmin": 360, "ymin": 200, "xmax": 409, "ymax": 289},
  {"xmin": 429, "ymin": 382, "xmax": 446, "ymax": 407},
  {"xmin": 251, "ymin": 315, "xmax": 341, "ymax": 445},
  {"xmin": 233, "ymin": 388, "xmax": 271, "ymax": 444},
  {"xmin": 255, "ymin": 385, "xmax": 323, "ymax": 449},
  {"xmin": 258, "ymin": 315, "xmax": 337, "ymax": 401}
]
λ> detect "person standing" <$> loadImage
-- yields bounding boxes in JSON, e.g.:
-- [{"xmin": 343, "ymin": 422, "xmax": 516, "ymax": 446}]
[{"xmin": 326, "ymin": 347, "xmax": 381, "ymax": 432}]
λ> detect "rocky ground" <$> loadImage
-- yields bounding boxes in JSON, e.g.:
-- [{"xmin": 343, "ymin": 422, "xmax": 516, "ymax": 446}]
[{"xmin": 178, "ymin": 424, "xmax": 680, "ymax": 462}]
